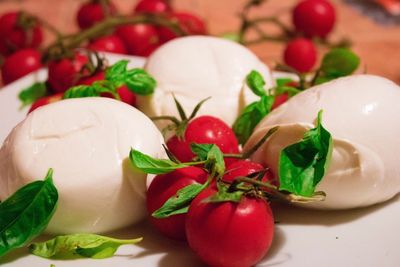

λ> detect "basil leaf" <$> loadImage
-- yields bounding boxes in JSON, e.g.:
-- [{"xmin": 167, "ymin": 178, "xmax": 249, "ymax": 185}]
[
  {"xmin": 63, "ymin": 82, "xmax": 117, "ymax": 99},
  {"xmin": 152, "ymin": 183, "xmax": 207, "ymax": 218},
  {"xmin": 320, "ymin": 48, "xmax": 360, "ymax": 78},
  {"xmin": 190, "ymin": 143, "xmax": 225, "ymax": 176},
  {"xmin": 18, "ymin": 82, "xmax": 47, "ymax": 107},
  {"xmin": 246, "ymin": 70, "xmax": 267, "ymax": 97},
  {"xmin": 275, "ymin": 77, "xmax": 294, "ymax": 87},
  {"xmin": 0, "ymin": 169, "xmax": 58, "ymax": 258},
  {"xmin": 233, "ymin": 94, "xmax": 275, "ymax": 145},
  {"xmin": 124, "ymin": 68, "xmax": 156, "ymax": 95},
  {"xmin": 105, "ymin": 60, "xmax": 129, "ymax": 86},
  {"xmin": 279, "ymin": 110, "xmax": 333, "ymax": 197},
  {"xmin": 29, "ymin": 234, "xmax": 142, "ymax": 259},
  {"xmin": 129, "ymin": 149, "xmax": 190, "ymax": 174}
]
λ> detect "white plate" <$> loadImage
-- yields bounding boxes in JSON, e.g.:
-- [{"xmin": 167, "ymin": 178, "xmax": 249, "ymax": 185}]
[{"xmin": 0, "ymin": 53, "xmax": 399, "ymax": 267}]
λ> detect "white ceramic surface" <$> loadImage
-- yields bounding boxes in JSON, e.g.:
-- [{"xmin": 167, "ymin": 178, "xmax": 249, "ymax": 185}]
[{"xmin": 0, "ymin": 53, "xmax": 399, "ymax": 267}]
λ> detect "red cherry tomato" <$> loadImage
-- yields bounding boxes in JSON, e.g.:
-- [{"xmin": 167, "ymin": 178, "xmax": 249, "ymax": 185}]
[
  {"xmin": 133, "ymin": 0, "xmax": 171, "ymax": 14},
  {"xmin": 292, "ymin": 0, "xmax": 336, "ymax": 38},
  {"xmin": 47, "ymin": 51, "xmax": 89, "ymax": 93},
  {"xmin": 158, "ymin": 12, "xmax": 207, "ymax": 43},
  {"xmin": 166, "ymin": 115, "xmax": 240, "ymax": 163},
  {"xmin": 28, "ymin": 93, "xmax": 63, "ymax": 113},
  {"xmin": 1, "ymin": 49, "xmax": 42, "ymax": 85},
  {"xmin": 76, "ymin": 1, "xmax": 117, "ymax": 29},
  {"xmin": 186, "ymin": 187, "xmax": 275, "ymax": 267},
  {"xmin": 271, "ymin": 92, "xmax": 289, "ymax": 110},
  {"xmin": 0, "ymin": 12, "xmax": 43, "ymax": 55},
  {"xmin": 115, "ymin": 24, "xmax": 160, "ymax": 56},
  {"xmin": 146, "ymin": 167, "xmax": 207, "ymax": 240},
  {"xmin": 87, "ymin": 35, "xmax": 127, "ymax": 54},
  {"xmin": 284, "ymin": 38, "xmax": 317, "ymax": 73},
  {"xmin": 223, "ymin": 160, "xmax": 276, "ymax": 185}
]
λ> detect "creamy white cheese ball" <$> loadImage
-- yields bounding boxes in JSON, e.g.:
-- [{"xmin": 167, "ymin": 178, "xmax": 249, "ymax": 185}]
[
  {"xmin": 137, "ymin": 36, "xmax": 274, "ymax": 128},
  {"xmin": 243, "ymin": 74, "xmax": 400, "ymax": 209},
  {"xmin": 0, "ymin": 98, "xmax": 165, "ymax": 234}
]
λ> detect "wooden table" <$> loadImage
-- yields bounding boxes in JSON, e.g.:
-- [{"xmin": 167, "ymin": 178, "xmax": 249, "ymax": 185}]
[{"xmin": 1, "ymin": 0, "xmax": 399, "ymax": 83}]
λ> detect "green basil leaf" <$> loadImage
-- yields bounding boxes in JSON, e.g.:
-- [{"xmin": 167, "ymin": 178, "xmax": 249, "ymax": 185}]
[
  {"xmin": 275, "ymin": 77, "xmax": 294, "ymax": 87},
  {"xmin": 246, "ymin": 70, "xmax": 267, "ymax": 97},
  {"xmin": 274, "ymin": 85, "xmax": 301, "ymax": 97},
  {"xmin": 29, "ymin": 233, "xmax": 142, "ymax": 259},
  {"xmin": 0, "ymin": 169, "xmax": 58, "ymax": 258},
  {"xmin": 190, "ymin": 143, "xmax": 225, "ymax": 176},
  {"xmin": 105, "ymin": 60, "xmax": 129, "ymax": 86},
  {"xmin": 320, "ymin": 48, "xmax": 360, "ymax": 78},
  {"xmin": 278, "ymin": 110, "xmax": 333, "ymax": 197},
  {"xmin": 124, "ymin": 68, "xmax": 156, "ymax": 95},
  {"xmin": 129, "ymin": 149, "xmax": 190, "ymax": 174},
  {"xmin": 63, "ymin": 82, "xmax": 117, "ymax": 99},
  {"xmin": 233, "ymin": 94, "xmax": 275, "ymax": 145},
  {"xmin": 18, "ymin": 82, "xmax": 47, "ymax": 107},
  {"xmin": 152, "ymin": 183, "xmax": 207, "ymax": 218}
]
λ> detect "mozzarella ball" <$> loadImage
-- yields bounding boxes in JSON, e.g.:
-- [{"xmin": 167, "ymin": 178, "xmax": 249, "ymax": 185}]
[
  {"xmin": 137, "ymin": 36, "xmax": 274, "ymax": 129},
  {"xmin": 244, "ymin": 75, "xmax": 400, "ymax": 209},
  {"xmin": 0, "ymin": 98, "xmax": 165, "ymax": 234}
]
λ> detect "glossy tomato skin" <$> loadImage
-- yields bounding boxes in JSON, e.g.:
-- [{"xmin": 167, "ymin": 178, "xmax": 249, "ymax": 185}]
[
  {"xmin": 147, "ymin": 167, "xmax": 207, "ymax": 240},
  {"xmin": 292, "ymin": 0, "xmax": 336, "ymax": 38},
  {"xmin": 133, "ymin": 0, "xmax": 171, "ymax": 14},
  {"xmin": 28, "ymin": 93, "xmax": 63, "ymax": 113},
  {"xmin": 284, "ymin": 37, "xmax": 317, "ymax": 73},
  {"xmin": 47, "ymin": 51, "xmax": 89, "ymax": 93},
  {"xmin": 271, "ymin": 92, "xmax": 289, "ymax": 110},
  {"xmin": 166, "ymin": 115, "xmax": 240, "ymax": 163},
  {"xmin": 1, "ymin": 49, "xmax": 42, "ymax": 85},
  {"xmin": 186, "ymin": 187, "xmax": 275, "ymax": 267},
  {"xmin": 88, "ymin": 35, "xmax": 127, "ymax": 54},
  {"xmin": 0, "ymin": 12, "xmax": 43, "ymax": 55},
  {"xmin": 76, "ymin": 1, "xmax": 117, "ymax": 29},
  {"xmin": 158, "ymin": 12, "xmax": 207, "ymax": 43},
  {"xmin": 223, "ymin": 160, "xmax": 275, "ymax": 185},
  {"xmin": 115, "ymin": 24, "xmax": 160, "ymax": 56}
]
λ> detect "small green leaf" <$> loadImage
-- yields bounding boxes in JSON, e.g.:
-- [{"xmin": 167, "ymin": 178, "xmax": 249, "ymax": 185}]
[
  {"xmin": 275, "ymin": 77, "xmax": 294, "ymax": 87},
  {"xmin": 29, "ymin": 234, "xmax": 142, "ymax": 259},
  {"xmin": 320, "ymin": 48, "xmax": 360, "ymax": 78},
  {"xmin": 278, "ymin": 110, "xmax": 333, "ymax": 197},
  {"xmin": 190, "ymin": 143, "xmax": 225, "ymax": 176},
  {"xmin": 105, "ymin": 60, "xmax": 129, "ymax": 86},
  {"xmin": 18, "ymin": 82, "xmax": 48, "ymax": 107},
  {"xmin": 152, "ymin": 183, "xmax": 207, "ymax": 218},
  {"xmin": 204, "ymin": 184, "xmax": 244, "ymax": 203},
  {"xmin": 246, "ymin": 70, "xmax": 267, "ymax": 97},
  {"xmin": 124, "ymin": 69, "xmax": 156, "ymax": 95},
  {"xmin": 0, "ymin": 169, "xmax": 58, "ymax": 258},
  {"xmin": 63, "ymin": 81, "xmax": 117, "ymax": 99},
  {"xmin": 129, "ymin": 149, "xmax": 191, "ymax": 174}
]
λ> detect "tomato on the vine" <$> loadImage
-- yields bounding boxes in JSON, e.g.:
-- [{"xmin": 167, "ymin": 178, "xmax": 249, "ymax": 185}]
[
  {"xmin": 87, "ymin": 35, "xmax": 127, "ymax": 54},
  {"xmin": 146, "ymin": 167, "xmax": 207, "ymax": 240},
  {"xmin": 186, "ymin": 187, "xmax": 275, "ymax": 267},
  {"xmin": 166, "ymin": 115, "xmax": 240, "ymax": 163},
  {"xmin": 1, "ymin": 49, "xmax": 42, "ymax": 85},
  {"xmin": 28, "ymin": 93, "xmax": 63, "ymax": 113},
  {"xmin": 284, "ymin": 37, "xmax": 317, "ymax": 73},
  {"xmin": 292, "ymin": 0, "xmax": 336, "ymax": 38},
  {"xmin": 76, "ymin": 0, "xmax": 117, "ymax": 29},
  {"xmin": 223, "ymin": 159, "xmax": 276, "ymax": 185},
  {"xmin": 0, "ymin": 11, "xmax": 43, "ymax": 55},
  {"xmin": 115, "ymin": 24, "xmax": 160, "ymax": 56},
  {"xmin": 133, "ymin": 0, "xmax": 171, "ymax": 14}
]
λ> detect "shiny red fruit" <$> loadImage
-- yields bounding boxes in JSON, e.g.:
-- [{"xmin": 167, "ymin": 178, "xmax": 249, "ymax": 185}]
[
  {"xmin": 77, "ymin": 1, "xmax": 117, "ymax": 29},
  {"xmin": 28, "ymin": 93, "xmax": 63, "ymax": 113},
  {"xmin": 186, "ymin": 187, "xmax": 275, "ymax": 267},
  {"xmin": 146, "ymin": 167, "xmax": 207, "ymax": 240},
  {"xmin": 166, "ymin": 115, "xmax": 240, "ymax": 163},
  {"xmin": 1, "ymin": 49, "xmax": 42, "ymax": 85},
  {"xmin": 115, "ymin": 24, "xmax": 159, "ymax": 56},
  {"xmin": 271, "ymin": 93, "xmax": 289, "ymax": 110},
  {"xmin": 133, "ymin": 0, "xmax": 171, "ymax": 14},
  {"xmin": 0, "ymin": 12, "xmax": 43, "ymax": 55},
  {"xmin": 47, "ymin": 51, "xmax": 89, "ymax": 93},
  {"xmin": 88, "ymin": 35, "xmax": 127, "ymax": 54},
  {"xmin": 223, "ymin": 160, "xmax": 276, "ymax": 185},
  {"xmin": 158, "ymin": 12, "xmax": 207, "ymax": 43},
  {"xmin": 284, "ymin": 38, "xmax": 317, "ymax": 73},
  {"xmin": 292, "ymin": 0, "xmax": 336, "ymax": 38}
]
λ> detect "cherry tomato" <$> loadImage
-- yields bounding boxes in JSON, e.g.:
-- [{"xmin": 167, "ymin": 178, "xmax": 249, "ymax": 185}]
[
  {"xmin": 28, "ymin": 93, "xmax": 63, "ymax": 113},
  {"xmin": 146, "ymin": 167, "xmax": 207, "ymax": 240},
  {"xmin": 284, "ymin": 37, "xmax": 317, "ymax": 73},
  {"xmin": 133, "ymin": 0, "xmax": 171, "ymax": 14},
  {"xmin": 186, "ymin": 187, "xmax": 275, "ymax": 267},
  {"xmin": 88, "ymin": 35, "xmax": 127, "ymax": 54},
  {"xmin": 223, "ymin": 160, "xmax": 276, "ymax": 185},
  {"xmin": 292, "ymin": 0, "xmax": 336, "ymax": 38},
  {"xmin": 0, "ymin": 11, "xmax": 43, "ymax": 55},
  {"xmin": 166, "ymin": 115, "xmax": 240, "ymax": 163},
  {"xmin": 47, "ymin": 51, "xmax": 89, "ymax": 93},
  {"xmin": 1, "ymin": 49, "xmax": 42, "ymax": 85},
  {"xmin": 158, "ymin": 12, "xmax": 207, "ymax": 43},
  {"xmin": 271, "ymin": 92, "xmax": 289, "ymax": 110},
  {"xmin": 115, "ymin": 24, "xmax": 160, "ymax": 56},
  {"xmin": 76, "ymin": 1, "xmax": 117, "ymax": 29}
]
